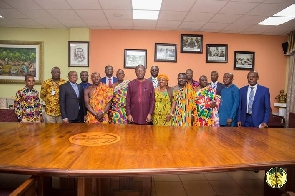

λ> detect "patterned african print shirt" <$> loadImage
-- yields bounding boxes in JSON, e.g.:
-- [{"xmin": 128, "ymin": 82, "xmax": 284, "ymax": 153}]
[
  {"xmin": 40, "ymin": 78, "xmax": 66, "ymax": 116},
  {"xmin": 110, "ymin": 80, "xmax": 130, "ymax": 124},
  {"xmin": 194, "ymin": 86, "xmax": 220, "ymax": 127},
  {"xmin": 188, "ymin": 79, "xmax": 200, "ymax": 89},
  {"xmin": 14, "ymin": 86, "xmax": 43, "ymax": 122},
  {"xmin": 172, "ymin": 84, "xmax": 196, "ymax": 126},
  {"xmin": 86, "ymin": 83, "xmax": 114, "ymax": 123}
]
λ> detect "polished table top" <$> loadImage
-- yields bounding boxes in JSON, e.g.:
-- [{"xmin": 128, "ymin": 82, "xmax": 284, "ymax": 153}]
[{"xmin": 0, "ymin": 122, "xmax": 295, "ymax": 177}]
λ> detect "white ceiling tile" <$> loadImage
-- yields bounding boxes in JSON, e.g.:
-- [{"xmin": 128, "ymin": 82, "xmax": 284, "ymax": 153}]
[
  {"xmin": 236, "ymin": 15, "xmax": 268, "ymax": 24},
  {"xmin": 75, "ymin": 10, "xmax": 106, "ymax": 20},
  {"xmin": 9, "ymin": 18, "xmax": 41, "ymax": 26},
  {"xmin": 108, "ymin": 19, "xmax": 133, "ymax": 27},
  {"xmin": 43, "ymin": 24, "xmax": 66, "ymax": 28},
  {"xmin": 66, "ymin": 0, "xmax": 102, "ymax": 9},
  {"xmin": 242, "ymin": 24, "xmax": 274, "ymax": 33},
  {"xmin": 161, "ymin": 0, "xmax": 197, "ymax": 11},
  {"xmin": 156, "ymin": 20, "xmax": 182, "ymax": 28},
  {"xmin": 158, "ymin": 11, "xmax": 187, "ymax": 21},
  {"xmin": 184, "ymin": 12, "xmax": 215, "ymax": 22},
  {"xmin": 0, "ymin": 8, "xmax": 28, "ymax": 18},
  {"xmin": 134, "ymin": 26, "xmax": 156, "ymax": 30},
  {"xmin": 2, "ymin": 0, "xmax": 42, "ymax": 9},
  {"xmin": 133, "ymin": 20, "xmax": 157, "ymax": 27},
  {"xmin": 179, "ymin": 21, "xmax": 205, "ymax": 29},
  {"xmin": 90, "ymin": 26, "xmax": 111, "ymax": 29},
  {"xmin": 34, "ymin": 0, "xmax": 72, "ymax": 9},
  {"xmin": 201, "ymin": 22, "xmax": 229, "ymax": 30},
  {"xmin": 0, "ymin": 0, "xmax": 12, "ymax": 9},
  {"xmin": 200, "ymin": 28, "xmax": 220, "ymax": 33},
  {"xmin": 34, "ymin": 18, "xmax": 63, "ymax": 25},
  {"xmin": 99, "ymin": 0, "xmax": 131, "ymax": 9},
  {"xmin": 47, "ymin": 10, "xmax": 81, "ymax": 20},
  {"xmin": 18, "ymin": 9, "xmax": 55, "ymax": 19},
  {"xmin": 59, "ymin": 19, "xmax": 87, "ymax": 27},
  {"xmin": 247, "ymin": 3, "xmax": 288, "ymax": 16},
  {"xmin": 84, "ymin": 19, "xmax": 109, "ymax": 26},
  {"xmin": 191, "ymin": 0, "xmax": 227, "ymax": 13},
  {"xmin": 111, "ymin": 26, "xmax": 133, "ymax": 29},
  {"xmin": 104, "ymin": 10, "xmax": 132, "ymax": 20},
  {"xmin": 219, "ymin": 2, "xmax": 259, "ymax": 14},
  {"xmin": 222, "ymin": 22, "xmax": 253, "ymax": 32},
  {"xmin": 156, "ymin": 27, "xmax": 179, "ymax": 30},
  {"xmin": 24, "ymin": 25, "xmax": 46, "ymax": 28},
  {"xmin": 0, "ymin": 18, "xmax": 19, "ymax": 25},
  {"xmin": 209, "ymin": 13, "xmax": 242, "ymax": 23}
]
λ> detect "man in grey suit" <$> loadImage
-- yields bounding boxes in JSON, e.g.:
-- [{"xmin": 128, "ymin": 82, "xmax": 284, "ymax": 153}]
[
  {"xmin": 59, "ymin": 71, "xmax": 85, "ymax": 123},
  {"xmin": 148, "ymin": 65, "xmax": 159, "ymax": 88}
]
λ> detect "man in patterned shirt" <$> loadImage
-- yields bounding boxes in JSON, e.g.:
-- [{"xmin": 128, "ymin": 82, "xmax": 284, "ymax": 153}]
[
  {"xmin": 40, "ymin": 67, "xmax": 66, "ymax": 123},
  {"xmin": 14, "ymin": 74, "xmax": 43, "ymax": 123},
  {"xmin": 186, "ymin": 69, "xmax": 199, "ymax": 89}
]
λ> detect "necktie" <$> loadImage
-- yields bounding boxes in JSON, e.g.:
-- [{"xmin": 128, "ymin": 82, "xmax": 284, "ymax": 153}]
[
  {"xmin": 73, "ymin": 84, "xmax": 79, "ymax": 97},
  {"xmin": 248, "ymin": 87, "xmax": 254, "ymax": 114},
  {"xmin": 152, "ymin": 78, "xmax": 158, "ymax": 88},
  {"xmin": 108, "ymin": 78, "xmax": 112, "ymax": 87}
]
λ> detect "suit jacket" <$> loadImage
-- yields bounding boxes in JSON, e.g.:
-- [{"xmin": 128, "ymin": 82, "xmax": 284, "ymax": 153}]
[
  {"xmin": 148, "ymin": 77, "xmax": 159, "ymax": 87},
  {"xmin": 101, "ymin": 77, "xmax": 118, "ymax": 84},
  {"xmin": 237, "ymin": 84, "xmax": 270, "ymax": 127},
  {"xmin": 59, "ymin": 82, "xmax": 85, "ymax": 121},
  {"xmin": 216, "ymin": 82, "xmax": 225, "ymax": 96}
]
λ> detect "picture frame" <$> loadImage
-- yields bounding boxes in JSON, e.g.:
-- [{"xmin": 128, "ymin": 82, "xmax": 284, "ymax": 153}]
[
  {"xmin": 124, "ymin": 49, "xmax": 147, "ymax": 69},
  {"xmin": 0, "ymin": 40, "xmax": 43, "ymax": 84},
  {"xmin": 234, "ymin": 51, "xmax": 255, "ymax": 71},
  {"xmin": 154, "ymin": 43, "xmax": 177, "ymax": 62},
  {"xmin": 181, "ymin": 34, "xmax": 203, "ymax": 53},
  {"xmin": 206, "ymin": 44, "xmax": 228, "ymax": 63},
  {"xmin": 68, "ymin": 41, "xmax": 89, "ymax": 67}
]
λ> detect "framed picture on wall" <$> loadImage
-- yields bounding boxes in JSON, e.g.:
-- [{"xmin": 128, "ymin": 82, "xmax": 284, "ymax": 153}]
[
  {"xmin": 181, "ymin": 34, "xmax": 203, "ymax": 53},
  {"xmin": 206, "ymin": 44, "xmax": 228, "ymax": 63},
  {"xmin": 154, "ymin": 43, "xmax": 177, "ymax": 62},
  {"xmin": 124, "ymin": 49, "xmax": 147, "ymax": 69},
  {"xmin": 0, "ymin": 40, "xmax": 43, "ymax": 84},
  {"xmin": 234, "ymin": 51, "xmax": 255, "ymax": 70},
  {"xmin": 68, "ymin": 41, "xmax": 89, "ymax": 67}
]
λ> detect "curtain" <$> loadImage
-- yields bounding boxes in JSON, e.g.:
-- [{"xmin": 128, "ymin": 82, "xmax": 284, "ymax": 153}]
[
  {"xmin": 287, "ymin": 31, "xmax": 295, "ymax": 55},
  {"xmin": 286, "ymin": 53, "xmax": 295, "ymax": 127}
]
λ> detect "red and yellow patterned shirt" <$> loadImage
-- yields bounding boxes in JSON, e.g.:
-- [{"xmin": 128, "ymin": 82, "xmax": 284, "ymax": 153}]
[{"xmin": 40, "ymin": 78, "xmax": 66, "ymax": 116}]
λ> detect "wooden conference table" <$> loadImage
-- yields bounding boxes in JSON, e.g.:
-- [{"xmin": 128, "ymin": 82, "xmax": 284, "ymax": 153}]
[{"xmin": 0, "ymin": 122, "xmax": 295, "ymax": 195}]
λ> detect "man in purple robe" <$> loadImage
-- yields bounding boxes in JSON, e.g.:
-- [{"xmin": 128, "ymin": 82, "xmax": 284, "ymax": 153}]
[{"xmin": 126, "ymin": 65, "xmax": 155, "ymax": 125}]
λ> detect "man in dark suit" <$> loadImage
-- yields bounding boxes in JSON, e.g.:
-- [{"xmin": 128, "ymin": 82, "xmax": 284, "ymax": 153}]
[
  {"xmin": 59, "ymin": 71, "xmax": 85, "ymax": 123},
  {"xmin": 147, "ymin": 65, "xmax": 159, "ymax": 88},
  {"xmin": 210, "ymin": 71, "xmax": 225, "ymax": 96},
  {"xmin": 237, "ymin": 71, "xmax": 270, "ymax": 128},
  {"xmin": 100, "ymin": 65, "xmax": 118, "ymax": 87}
]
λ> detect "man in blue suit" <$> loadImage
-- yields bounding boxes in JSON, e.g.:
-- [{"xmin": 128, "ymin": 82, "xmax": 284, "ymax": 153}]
[
  {"xmin": 210, "ymin": 71, "xmax": 225, "ymax": 96},
  {"xmin": 101, "ymin": 65, "xmax": 118, "ymax": 87},
  {"xmin": 237, "ymin": 71, "xmax": 270, "ymax": 128}
]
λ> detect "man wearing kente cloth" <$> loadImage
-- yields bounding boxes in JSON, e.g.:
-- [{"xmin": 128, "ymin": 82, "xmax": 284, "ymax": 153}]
[{"xmin": 84, "ymin": 72, "xmax": 113, "ymax": 123}]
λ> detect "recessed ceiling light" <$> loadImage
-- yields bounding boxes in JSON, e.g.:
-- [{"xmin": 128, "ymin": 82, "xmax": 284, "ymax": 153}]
[
  {"xmin": 132, "ymin": 0, "xmax": 162, "ymax": 10},
  {"xmin": 274, "ymin": 4, "xmax": 295, "ymax": 17},
  {"xmin": 0, "ymin": 15, "xmax": 3, "ymax": 18},
  {"xmin": 133, "ymin": 10, "xmax": 159, "ymax": 20},
  {"xmin": 259, "ymin": 16, "xmax": 295, "ymax": 25}
]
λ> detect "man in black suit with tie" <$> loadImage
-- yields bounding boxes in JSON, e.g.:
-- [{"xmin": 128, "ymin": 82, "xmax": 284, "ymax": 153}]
[
  {"xmin": 210, "ymin": 71, "xmax": 225, "ymax": 96},
  {"xmin": 59, "ymin": 71, "xmax": 85, "ymax": 123}
]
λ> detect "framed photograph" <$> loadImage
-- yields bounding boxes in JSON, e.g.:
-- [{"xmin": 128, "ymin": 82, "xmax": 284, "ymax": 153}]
[
  {"xmin": 154, "ymin": 43, "xmax": 177, "ymax": 62},
  {"xmin": 181, "ymin": 34, "xmax": 203, "ymax": 53},
  {"xmin": 124, "ymin": 49, "xmax": 147, "ymax": 69},
  {"xmin": 68, "ymin": 41, "xmax": 89, "ymax": 67},
  {"xmin": 206, "ymin": 44, "xmax": 228, "ymax": 63},
  {"xmin": 234, "ymin": 51, "xmax": 255, "ymax": 71},
  {"xmin": 0, "ymin": 40, "xmax": 43, "ymax": 84}
]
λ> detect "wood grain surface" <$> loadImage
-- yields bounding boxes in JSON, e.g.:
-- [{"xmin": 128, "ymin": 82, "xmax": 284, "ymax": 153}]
[{"xmin": 0, "ymin": 123, "xmax": 294, "ymax": 177}]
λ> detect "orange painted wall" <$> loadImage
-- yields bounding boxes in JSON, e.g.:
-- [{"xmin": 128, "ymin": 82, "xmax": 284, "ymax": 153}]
[{"xmin": 90, "ymin": 30, "xmax": 287, "ymax": 112}]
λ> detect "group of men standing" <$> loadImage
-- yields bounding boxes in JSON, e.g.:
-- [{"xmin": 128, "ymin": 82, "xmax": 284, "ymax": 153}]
[{"xmin": 14, "ymin": 64, "xmax": 270, "ymax": 128}]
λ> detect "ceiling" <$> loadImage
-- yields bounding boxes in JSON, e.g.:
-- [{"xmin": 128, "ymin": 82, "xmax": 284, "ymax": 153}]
[{"xmin": 0, "ymin": 0, "xmax": 294, "ymax": 35}]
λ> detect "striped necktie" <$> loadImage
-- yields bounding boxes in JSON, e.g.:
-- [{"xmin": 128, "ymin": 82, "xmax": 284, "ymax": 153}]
[{"xmin": 248, "ymin": 87, "xmax": 254, "ymax": 114}]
